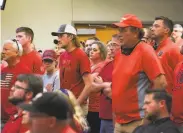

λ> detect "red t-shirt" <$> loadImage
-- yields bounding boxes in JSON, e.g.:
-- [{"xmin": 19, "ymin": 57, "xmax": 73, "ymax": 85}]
[
  {"xmin": 99, "ymin": 60, "xmax": 113, "ymax": 120},
  {"xmin": 171, "ymin": 62, "xmax": 183, "ymax": 125},
  {"xmin": 2, "ymin": 112, "xmax": 28, "ymax": 133},
  {"xmin": 20, "ymin": 50, "xmax": 44, "ymax": 75},
  {"xmin": 176, "ymin": 38, "xmax": 183, "ymax": 48},
  {"xmin": 89, "ymin": 61, "xmax": 106, "ymax": 112},
  {"xmin": 59, "ymin": 48, "xmax": 91, "ymax": 103},
  {"xmin": 112, "ymin": 42, "xmax": 164, "ymax": 124},
  {"xmin": 1, "ymin": 61, "xmax": 32, "ymax": 121},
  {"xmin": 155, "ymin": 37, "xmax": 183, "ymax": 94},
  {"xmin": 62, "ymin": 126, "xmax": 77, "ymax": 133}
]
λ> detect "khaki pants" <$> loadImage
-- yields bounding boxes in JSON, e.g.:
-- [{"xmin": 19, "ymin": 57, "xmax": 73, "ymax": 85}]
[{"xmin": 114, "ymin": 119, "xmax": 142, "ymax": 133}]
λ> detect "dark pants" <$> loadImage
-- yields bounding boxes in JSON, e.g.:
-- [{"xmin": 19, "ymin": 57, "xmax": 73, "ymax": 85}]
[{"xmin": 87, "ymin": 112, "xmax": 101, "ymax": 133}]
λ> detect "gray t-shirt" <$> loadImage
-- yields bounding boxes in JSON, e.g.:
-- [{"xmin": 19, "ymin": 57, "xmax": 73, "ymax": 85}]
[{"xmin": 42, "ymin": 70, "xmax": 60, "ymax": 92}]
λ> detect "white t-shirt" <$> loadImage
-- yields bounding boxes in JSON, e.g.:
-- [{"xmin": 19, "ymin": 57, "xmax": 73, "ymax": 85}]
[{"xmin": 42, "ymin": 70, "xmax": 60, "ymax": 92}]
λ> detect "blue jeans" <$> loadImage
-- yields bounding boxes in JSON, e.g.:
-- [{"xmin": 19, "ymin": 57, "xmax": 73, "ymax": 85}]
[{"xmin": 100, "ymin": 119, "xmax": 114, "ymax": 133}]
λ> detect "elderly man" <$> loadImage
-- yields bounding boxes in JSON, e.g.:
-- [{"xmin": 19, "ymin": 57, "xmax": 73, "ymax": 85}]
[
  {"xmin": 1, "ymin": 39, "xmax": 31, "ymax": 127},
  {"xmin": 172, "ymin": 24, "xmax": 183, "ymax": 47},
  {"xmin": 112, "ymin": 14, "xmax": 166, "ymax": 133}
]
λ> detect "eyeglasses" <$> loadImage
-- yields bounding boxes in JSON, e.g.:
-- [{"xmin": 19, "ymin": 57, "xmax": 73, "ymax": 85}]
[
  {"xmin": 12, "ymin": 85, "xmax": 26, "ymax": 90},
  {"xmin": 43, "ymin": 59, "xmax": 54, "ymax": 63},
  {"xmin": 12, "ymin": 39, "xmax": 19, "ymax": 52}
]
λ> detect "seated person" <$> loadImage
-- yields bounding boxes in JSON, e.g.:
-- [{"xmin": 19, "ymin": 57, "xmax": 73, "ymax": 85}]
[{"xmin": 133, "ymin": 89, "xmax": 180, "ymax": 133}]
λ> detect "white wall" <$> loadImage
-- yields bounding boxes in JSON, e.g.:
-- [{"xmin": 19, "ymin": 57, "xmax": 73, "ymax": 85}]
[
  {"xmin": 1, "ymin": 0, "xmax": 183, "ymax": 50},
  {"xmin": 1, "ymin": 0, "xmax": 72, "ymax": 50},
  {"xmin": 73, "ymin": 0, "xmax": 183, "ymax": 22}
]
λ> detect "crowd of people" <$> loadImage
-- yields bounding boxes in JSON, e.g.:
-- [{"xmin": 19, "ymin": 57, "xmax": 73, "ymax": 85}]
[{"xmin": 1, "ymin": 13, "xmax": 183, "ymax": 133}]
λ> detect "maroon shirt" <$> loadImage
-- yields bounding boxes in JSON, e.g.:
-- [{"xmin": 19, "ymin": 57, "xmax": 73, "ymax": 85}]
[
  {"xmin": 99, "ymin": 61, "xmax": 113, "ymax": 119},
  {"xmin": 59, "ymin": 48, "xmax": 91, "ymax": 103},
  {"xmin": 1, "ymin": 61, "xmax": 31, "ymax": 121}
]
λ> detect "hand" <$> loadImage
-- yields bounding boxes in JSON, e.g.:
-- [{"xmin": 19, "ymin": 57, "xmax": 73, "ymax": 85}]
[
  {"xmin": 94, "ymin": 76, "xmax": 103, "ymax": 84},
  {"xmin": 45, "ymin": 84, "xmax": 53, "ymax": 92},
  {"xmin": 103, "ymin": 86, "xmax": 111, "ymax": 98}
]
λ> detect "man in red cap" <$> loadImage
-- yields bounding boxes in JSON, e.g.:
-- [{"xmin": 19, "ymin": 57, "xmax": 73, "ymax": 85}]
[{"xmin": 112, "ymin": 14, "xmax": 167, "ymax": 133}]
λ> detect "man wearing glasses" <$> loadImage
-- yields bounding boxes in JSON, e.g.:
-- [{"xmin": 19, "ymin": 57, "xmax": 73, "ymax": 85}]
[
  {"xmin": 1, "ymin": 40, "xmax": 32, "ymax": 128},
  {"xmin": 2, "ymin": 74, "xmax": 43, "ymax": 133},
  {"xmin": 111, "ymin": 14, "xmax": 167, "ymax": 133}
]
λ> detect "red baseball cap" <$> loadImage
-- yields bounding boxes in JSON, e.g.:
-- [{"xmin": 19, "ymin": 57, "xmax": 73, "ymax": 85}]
[
  {"xmin": 42, "ymin": 50, "xmax": 57, "ymax": 61},
  {"xmin": 113, "ymin": 14, "xmax": 143, "ymax": 28}
]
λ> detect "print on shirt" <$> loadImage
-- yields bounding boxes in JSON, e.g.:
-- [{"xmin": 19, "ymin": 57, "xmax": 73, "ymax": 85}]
[
  {"xmin": 0, "ymin": 73, "xmax": 14, "ymax": 88},
  {"xmin": 173, "ymin": 69, "xmax": 183, "ymax": 91},
  {"xmin": 157, "ymin": 51, "xmax": 163, "ymax": 56}
]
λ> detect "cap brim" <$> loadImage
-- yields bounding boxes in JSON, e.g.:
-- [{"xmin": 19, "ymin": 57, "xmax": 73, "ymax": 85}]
[
  {"xmin": 42, "ymin": 57, "xmax": 54, "ymax": 60},
  {"xmin": 51, "ymin": 32, "xmax": 65, "ymax": 36},
  {"xmin": 112, "ymin": 22, "xmax": 129, "ymax": 28},
  {"xmin": 18, "ymin": 103, "xmax": 40, "ymax": 113}
]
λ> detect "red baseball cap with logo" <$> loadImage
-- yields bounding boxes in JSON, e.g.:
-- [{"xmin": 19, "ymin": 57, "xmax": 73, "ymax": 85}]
[
  {"xmin": 42, "ymin": 50, "xmax": 57, "ymax": 61},
  {"xmin": 113, "ymin": 14, "xmax": 143, "ymax": 28}
]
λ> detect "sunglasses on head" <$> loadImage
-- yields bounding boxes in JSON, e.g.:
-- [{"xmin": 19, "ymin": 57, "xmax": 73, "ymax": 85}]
[
  {"xmin": 43, "ymin": 59, "xmax": 54, "ymax": 63},
  {"xmin": 12, "ymin": 39, "xmax": 19, "ymax": 52}
]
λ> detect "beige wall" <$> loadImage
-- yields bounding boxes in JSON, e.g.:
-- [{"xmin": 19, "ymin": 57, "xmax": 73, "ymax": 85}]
[{"xmin": 1, "ymin": 0, "xmax": 183, "ymax": 50}]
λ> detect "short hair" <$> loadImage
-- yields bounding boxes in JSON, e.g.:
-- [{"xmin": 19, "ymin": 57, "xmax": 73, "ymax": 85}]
[
  {"xmin": 91, "ymin": 41, "xmax": 107, "ymax": 60},
  {"xmin": 145, "ymin": 89, "xmax": 172, "ymax": 113},
  {"xmin": 112, "ymin": 34, "xmax": 120, "ymax": 39},
  {"xmin": 16, "ymin": 27, "xmax": 34, "ymax": 42},
  {"xmin": 16, "ymin": 74, "xmax": 43, "ymax": 97},
  {"xmin": 87, "ymin": 37, "xmax": 100, "ymax": 41},
  {"xmin": 129, "ymin": 27, "xmax": 144, "ymax": 39},
  {"xmin": 3, "ymin": 40, "xmax": 23, "ymax": 56},
  {"xmin": 155, "ymin": 16, "xmax": 174, "ymax": 36}
]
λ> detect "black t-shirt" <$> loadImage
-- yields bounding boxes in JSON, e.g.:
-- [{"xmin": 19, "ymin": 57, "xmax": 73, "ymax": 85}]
[{"xmin": 133, "ymin": 117, "xmax": 180, "ymax": 133}]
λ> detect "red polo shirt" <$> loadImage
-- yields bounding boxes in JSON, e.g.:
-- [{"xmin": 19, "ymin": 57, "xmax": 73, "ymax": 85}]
[
  {"xmin": 155, "ymin": 37, "xmax": 183, "ymax": 94},
  {"xmin": 112, "ymin": 41, "xmax": 164, "ymax": 124},
  {"xmin": 20, "ymin": 50, "xmax": 44, "ymax": 75},
  {"xmin": 99, "ymin": 60, "xmax": 113, "ymax": 120},
  {"xmin": 1, "ymin": 61, "xmax": 32, "ymax": 121},
  {"xmin": 2, "ymin": 112, "xmax": 28, "ymax": 133},
  {"xmin": 176, "ymin": 38, "xmax": 183, "ymax": 48},
  {"xmin": 59, "ymin": 48, "xmax": 91, "ymax": 103},
  {"xmin": 171, "ymin": 62, "xmax": 183, "ymax": 125}
]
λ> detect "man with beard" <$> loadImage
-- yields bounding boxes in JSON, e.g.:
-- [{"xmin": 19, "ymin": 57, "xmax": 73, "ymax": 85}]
[
  {"xmin": 51, "ymin": 24, "xmax": 92, "ymax": 115},
  {"xmin": 2, "ymin": 74, "xmax": 43, "ymax": 133},
  {"xmin": 133, "ymin": 89, "xmax": 180, "ymax": 133}
]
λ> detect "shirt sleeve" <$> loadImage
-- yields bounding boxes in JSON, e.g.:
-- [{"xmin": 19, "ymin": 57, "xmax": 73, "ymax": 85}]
[
  {"xmin": 79, "ymin": 52, "xmax": 91, "ymax": 75},
  {"xmin": 167, "ymin": 46, "xmax": 183, "ymax": 70},
  {"xmin": 33, "ymin": 54, "xmax": 45, "ymax": 75},
  {"xmin": 53, "ymin": 73, "xmax": 60, "ymax": 91},
  {"xmin": 142, "ymin": 46, "xmax": 165, "ymax": 81}
]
